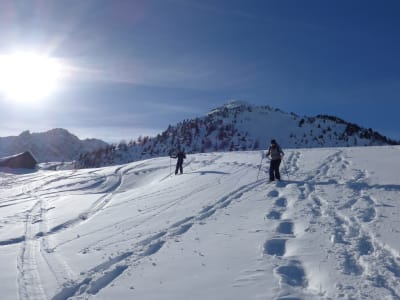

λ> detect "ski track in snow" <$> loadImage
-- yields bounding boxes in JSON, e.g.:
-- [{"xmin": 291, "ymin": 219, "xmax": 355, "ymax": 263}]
[
  {"xmin": 17, "ymin": 199, "xmax": 48, "ymax": 300},
  {"xmin": 4, "ymin": 164, "xmax": 139, "ymax": 299},
  {"xmin": 1, "ymin": 149, "xmax": 400, "ymax": 299},
  {"xmin": 51, "ymin": 156, "xmax": 267, "ymax": 299},
  {"xmin": 15, "ymin": 186, "xmax": 78, "ymax": 299}
]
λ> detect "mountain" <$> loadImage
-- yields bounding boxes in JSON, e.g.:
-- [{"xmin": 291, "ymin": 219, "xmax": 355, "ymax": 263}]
[
  {"xmin": 0, "ymin": 128, "xmax": 108, "ymax": 163},
  {"xmin": 1, "ymin": 147, "xmax": 400, "ymax": 299},
  {"xmin": 77, "ymin": 101, "xmax": 398, "ymax": 168}
]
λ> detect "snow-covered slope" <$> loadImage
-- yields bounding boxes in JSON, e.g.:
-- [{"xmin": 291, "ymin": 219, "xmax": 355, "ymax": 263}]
[
  {"xmin": 0, "ymin": 128, "xmax": 108, "ymax": 163},
  {"xmin": 1, "ymin": 146, "xmax": 399, "ymax": 299},
  {"xmin": 77, "ymin": 101, "xmax": 398, "ymax": 168}
]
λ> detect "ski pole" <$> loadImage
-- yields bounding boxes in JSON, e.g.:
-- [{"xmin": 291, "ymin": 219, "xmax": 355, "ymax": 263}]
[
  {"xmin": 187, "ymin": 160, "xmax": 194, "ymax": 171},
  {"xmin": 182, "ymin": 159, "xmax": 194, "ymax": 172},
  {"xmin": 257, "ymin": 155, "xmax": 264, "ymax": 180},
  {"xmin": 169, "ymin": 156, "xmax": 172, "ymax": 176},
  {"xmin": 282, "ymin": 158, "xmax": 290, "ymax": 181}
]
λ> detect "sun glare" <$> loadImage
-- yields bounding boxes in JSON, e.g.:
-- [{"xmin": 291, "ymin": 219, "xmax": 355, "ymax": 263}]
[{"xmin": 0, "ymin": 52, "xmax": 62, "ymax": 103}]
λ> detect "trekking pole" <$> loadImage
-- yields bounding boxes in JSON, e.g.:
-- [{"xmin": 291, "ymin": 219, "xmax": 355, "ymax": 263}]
[
  {"xmin": 169, "ymin": 156, "xmax": 172, "ymax": 176},
  {"xmin": 187, "ymin": 160, "xmax": 194, "ymax": 171},
  {"xmin": 282, "ymin": 158, "xmax": 290, "ymax": 181},
  {"xmin": 256, "ymin": 155, "xmax": 264, "ymax": 180}
]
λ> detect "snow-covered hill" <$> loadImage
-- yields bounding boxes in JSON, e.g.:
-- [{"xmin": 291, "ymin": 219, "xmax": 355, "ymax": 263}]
[
  {"xmin": 77, "ymin": 101, "xmax": 398, "ymax": 168},
  {"xmin": 1, "ymin": 146, "xmax": 399, "ymax": 299},
  {"xmin": 0, "ymin": 128, "xmax": 108, "ymax": 163}
]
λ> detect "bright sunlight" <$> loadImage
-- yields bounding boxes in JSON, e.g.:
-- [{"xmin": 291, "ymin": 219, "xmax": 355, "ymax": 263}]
[{"xmin": 0, "ymin": 52, "xmax": 62, "ymax": 103}]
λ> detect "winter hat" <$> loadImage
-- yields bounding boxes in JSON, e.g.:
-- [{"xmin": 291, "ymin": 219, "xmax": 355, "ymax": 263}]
[{"xmin": 271, "ymin": 139, "xmax": 277, "ymax": 144}]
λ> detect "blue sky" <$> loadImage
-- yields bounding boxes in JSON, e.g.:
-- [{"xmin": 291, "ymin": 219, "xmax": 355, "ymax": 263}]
[{"xmin": 0, "ymin": 0, "xmax": 399, "ymax": 142}]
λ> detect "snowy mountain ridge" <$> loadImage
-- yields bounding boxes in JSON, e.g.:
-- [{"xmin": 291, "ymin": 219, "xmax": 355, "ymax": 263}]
[
  {"xmin": 78, "ymin": 101, "xmax": 398, "ymax": 168},
  {"xmin": 0, "ymin": 128, "xmax": 108, "ymax": 163}
]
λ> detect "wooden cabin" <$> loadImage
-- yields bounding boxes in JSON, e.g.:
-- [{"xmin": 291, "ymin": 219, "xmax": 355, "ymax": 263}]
[{"xmin": 0, "ymin": 151, "xmax": 37, "ymax": 169}]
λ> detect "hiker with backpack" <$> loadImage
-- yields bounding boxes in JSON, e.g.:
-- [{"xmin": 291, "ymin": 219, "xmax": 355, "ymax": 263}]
[
  {"xmin": 266, "ymin": 139, "xmax": 284, "ymax": 182},
  {"xmin": 171, "ymin": 148, "xmax": 186, "ymax": 175}
]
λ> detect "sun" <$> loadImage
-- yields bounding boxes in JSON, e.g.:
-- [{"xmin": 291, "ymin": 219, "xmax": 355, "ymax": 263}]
[{"xmin": 0, "ymin": 52, "xmax": 62, "ymax": 103}]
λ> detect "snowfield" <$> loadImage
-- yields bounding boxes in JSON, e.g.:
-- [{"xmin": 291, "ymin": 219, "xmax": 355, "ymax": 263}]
[{"xmin": 1, "ymin": 146, "xmax": 400, "ymax": 300}]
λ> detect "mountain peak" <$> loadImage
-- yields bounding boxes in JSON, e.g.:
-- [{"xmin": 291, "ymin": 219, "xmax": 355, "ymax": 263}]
[
  {"xmin": 224, "ymin": 100, "xmax": 251, "ymax": 109},
  {"xmin": 77, "ymin": 102, "xmax": 398, "ymax": 168},
  {"xmin": 208, "ymin": 100, "xmax": 253, "ymax": 116},
  {"xmin": 0, "ymin": 128, "xmax": 108, "ymax": 163},
  {"xmin": 47, "ymin": 128, "xmax": 72, "ymax": 136},
  {"xmin": 19, "ymin": 130, "xmax": 31, "ymax": 137}
]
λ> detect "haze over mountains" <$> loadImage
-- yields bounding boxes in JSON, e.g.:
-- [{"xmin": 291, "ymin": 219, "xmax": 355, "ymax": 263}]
[
  {"xmin": 0, "ymin": 101, "xmax": 398, "ymax": 165},
  {"xmin": 0, "ymin": 128, "xmax": 107, "ymax": 163}
]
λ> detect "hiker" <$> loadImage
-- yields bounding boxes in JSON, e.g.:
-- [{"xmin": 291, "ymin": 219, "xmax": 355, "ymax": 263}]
[
  {"xmin": 171, "ymin": 148, "xmax": 186, "ymax": 175},
  {"xmin": 266, "ymin": 139, "xmax": 284, "ymax": 181}
]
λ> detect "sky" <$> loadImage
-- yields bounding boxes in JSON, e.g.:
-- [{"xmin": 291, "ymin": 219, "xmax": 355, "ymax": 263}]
[{"xmin": 0, "ymin": 0, "xmax": 399, "ymax": 143}]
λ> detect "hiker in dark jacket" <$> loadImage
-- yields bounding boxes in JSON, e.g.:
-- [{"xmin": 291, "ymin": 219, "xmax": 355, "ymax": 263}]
[
  {"xmin": 266, "ymin": 139, "xmax": 284, "ymax": 181},
  {"xmin": 171, "ymin": 149, "xmax": 186, "ymax": 175}
]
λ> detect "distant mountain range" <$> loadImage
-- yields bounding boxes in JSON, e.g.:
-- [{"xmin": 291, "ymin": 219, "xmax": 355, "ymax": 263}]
[
  {"xmin": 1, "ymin": 101, "xmax": 397, "ymax": 167},
  {"xmin": 76, "ymin": 101, "xmax": 399, "ymax": 168},
  {"xmin": 0, "ymin": 128, "xmax": 108, "ymax": 163}
]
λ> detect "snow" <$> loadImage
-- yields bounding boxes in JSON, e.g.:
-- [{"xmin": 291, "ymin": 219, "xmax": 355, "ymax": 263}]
[{"xmin": 1, "ymin": 146, "xmax": 400, "ymax": 299}]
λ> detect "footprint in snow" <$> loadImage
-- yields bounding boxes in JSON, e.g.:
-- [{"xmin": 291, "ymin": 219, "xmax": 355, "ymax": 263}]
[
  {"xmin": 276, "ymin": 221, "xmax": 294, "ymax": 235},
  {"xmin": 264, "ymin": 239, "xmax": 286, "ymax": 257},
  {"xmin": 275, "ymin": 197, "xmax": 287, "ymax": 208},
  {"xmin": 171, "ymin": 223, "xmax": 193, "ymax": 236},
  {"xmin": 358, "ymin": 207, "xmax": 376, "ymax": 223},
  {"xmin": 266, "ymin": 210, "xmax": 282, "ymax": 220},
  {"xmin": 342, "ymin": 251, "xmax": 364, "ymax": 276},
  {"xmin": 276, "ymin": 260, "xmax": 308, "ymax": 287},
  {"xmin": 268, "ymin": 190, "xmax": 279, "ymax": 198},
  {"xmin": 142, "ymin": 240, "xmax": 165, "ymax": 256},
  {"xmin": 358, "ymin": 236, "xmax": 374, "ymax": 256}
]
